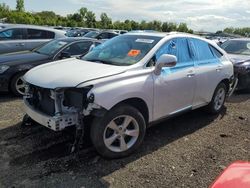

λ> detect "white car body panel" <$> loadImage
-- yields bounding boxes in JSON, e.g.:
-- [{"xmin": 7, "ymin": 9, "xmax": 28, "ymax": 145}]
[
  {"xmin": 153, "ymin": 65, "xmax": 195, "ymax": 120},
  {"xmin": 23, "ymin": 32, "xmax": 234, "ymax": 128},
  {"xmin": 24, "ymin": 58, "xmax": 128, "ymax": 89}
]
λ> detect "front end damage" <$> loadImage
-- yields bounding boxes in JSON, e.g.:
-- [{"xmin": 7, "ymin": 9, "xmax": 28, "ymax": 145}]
[{"xmin": 23, "ymin": 84, "xmax": 102, "ymax": 131}]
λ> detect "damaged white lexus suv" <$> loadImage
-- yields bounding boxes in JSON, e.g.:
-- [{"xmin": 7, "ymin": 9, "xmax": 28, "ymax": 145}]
[{"xmin": 23, "ymin": 32, "xmax": 234, "ymax": 158}]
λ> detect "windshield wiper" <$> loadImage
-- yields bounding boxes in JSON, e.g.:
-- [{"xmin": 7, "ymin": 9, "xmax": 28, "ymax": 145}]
[
  {"xmin": 82, "ymin": 59, "xmax": 127, "ymax": 66},
  {"xmin": 83, "ymin": 59, "xmax": 112, "ymax": 64}
]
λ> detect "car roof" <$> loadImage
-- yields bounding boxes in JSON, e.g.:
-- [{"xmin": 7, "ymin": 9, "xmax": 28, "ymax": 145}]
[
  {"xmin": 57, "ymin": 37, "xmax": 100, "ymax": 43},
  {"xmin": 0, "ymin": 24, "xmax": 66, "ymax": 34},
  {"xmin": 125, "ymin": 31, "xmax": 223, "ymax": 52},
  {"xmin": 126, "ymin": 31, "xmax": 217, "ymax": 41},
  {"xmin": 125, "ymin": 31, "xmax": 168, "ymax": 37},
  {"xmin": 228, "ymin": 38, "xmax": 250, "ymax": 41},
  {"xmin": 100, "ymin": 30, "xmax": 119, "ymax": 34}
]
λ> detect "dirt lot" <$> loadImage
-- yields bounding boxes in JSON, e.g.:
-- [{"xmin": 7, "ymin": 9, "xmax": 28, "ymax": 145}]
[{"xmin": 0, "ymin": 92, "xmax": 249, "ymax": 188}]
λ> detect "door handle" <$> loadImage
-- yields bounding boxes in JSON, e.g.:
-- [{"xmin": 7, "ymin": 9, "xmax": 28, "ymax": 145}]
[
  {"xmin": 187, "ymin": 70, "xmax": 195, "ymax": 77},
  {"xmin": 216, "ymin": 65, "xmax": 222, "ymax": 72},
  {"xmin": 16, "ymin": 43, "xmax": 25, "ymax": 47}
]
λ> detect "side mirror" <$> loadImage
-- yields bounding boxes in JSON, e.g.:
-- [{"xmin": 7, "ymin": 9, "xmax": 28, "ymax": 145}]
[
  {"xmin": 154, "ymin": 54, "xmax": 177, "ymax": 75},
  {"xmin": 60, "ymin": 51, "xmax": 71, "ymax": 59}
]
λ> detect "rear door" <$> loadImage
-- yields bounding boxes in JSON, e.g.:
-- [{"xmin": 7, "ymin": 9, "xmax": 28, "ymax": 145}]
[
  {"xmin": 0, "ymin": 28, "xmax": 26, "ymax": 54},
  {"xmin": 153, "ymin": 37, "xmax": 196, "ymax": 120},
  {"xmin": 25, "ymin": 29, "xmax": 55, "ymax": 51},
  {"xmin": 188, "ymin": 38, "xmax": 225, "ymax": 107}
]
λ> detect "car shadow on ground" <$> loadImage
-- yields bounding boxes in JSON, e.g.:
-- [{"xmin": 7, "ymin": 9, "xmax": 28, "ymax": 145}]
[
  {"xmin": 227, "ymin": 90, "xmax": 250, "ymax": 103},
  {"xmin": 0, "ymin": 106, "xmax": 227, "ymax": 187},
  {"xmin": 0, "ymin": 91, "xmax": 20, "ymax": 103}
]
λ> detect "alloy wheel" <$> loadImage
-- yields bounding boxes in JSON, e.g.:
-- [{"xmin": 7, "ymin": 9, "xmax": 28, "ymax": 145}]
[
  {"xmin": 103, "ymin": 115, "xmax": 140, "ymax": 153},
  {"xmin": 214, "ymin": 87, "xmax": 226, "ymax": 111},
  {"xmin": 15, "ymin": 76, "xmax": 26, "ymax": 95}
]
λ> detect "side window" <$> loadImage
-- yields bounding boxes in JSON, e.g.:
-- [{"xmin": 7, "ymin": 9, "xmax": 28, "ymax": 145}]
[
  {"xmin": 27, "ymin": 29, "xmax": 55, "ymax": 39},
  {"xmin": 47, "ymin": 31, "xmax": 55, "ymax": 39},
  {"xmin": 109, "ymin": 33, "xmax": 118, "ymax": 38},
  {"xmin": 155, "ymin": 38, "xmax": 192, "ymax": 64},
  {"xmin": 209, "ymin": 46, "xmax": 223, "ymax": 59},
  {"xmin": 155, "ymin": 39, "xmax": 177, "ymax": 61},
  {"xmin": 98, "ymin": 33, "xmax": 109, "ymax": 39},
  {"xmin": 64, "ymin": 42, "xmax": 93, "ymax": 55},
  {"xmin": 0, "ymin": 28, "xmax": 25, "ymax": 40},
  {"xmin": 188, "ymin": 38, "xmax": 215, "ymax": 61}
]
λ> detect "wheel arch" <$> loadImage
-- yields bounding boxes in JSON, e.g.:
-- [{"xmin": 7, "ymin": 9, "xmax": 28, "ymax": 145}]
[
  {"xmin": 220, "ymin": 78, "xmax": 230, "ymax": 93},
  {"xmin": 8, "ymin": 70, "xmax": 27, "ymax": 90},
  {"xmin": 110, "ymin": 97, "xmax": 150, "ymax": 125}
]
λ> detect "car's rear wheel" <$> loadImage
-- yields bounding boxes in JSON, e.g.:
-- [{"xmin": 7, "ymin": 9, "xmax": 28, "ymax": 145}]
[
  {"xmin": 207, "ymin": 82, "xmax": 227, "ymax": 114},
  {"xmin": 10, "ymin": 72, "xmax": 26, "ymax": 96},
  {"xmin": 90, "ymin": 104, "xmax": 146, "ymax": 159}
]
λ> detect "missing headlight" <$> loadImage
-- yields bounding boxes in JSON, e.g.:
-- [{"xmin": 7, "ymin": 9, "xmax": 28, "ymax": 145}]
[{"xmin": 63, "ymin": 86, "xmax": 93, "ymax": 110}]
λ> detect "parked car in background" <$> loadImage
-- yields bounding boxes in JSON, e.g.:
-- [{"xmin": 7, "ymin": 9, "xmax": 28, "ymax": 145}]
[
  {"xmin": 66, "ymin": 28, "xmax": 98, "ymax": 37},
  {"xmin": 84, "ymin": 30, "xmax": 119, "ymax": 40},
  {"xmin": 210, "ymin": 161, "xmax": 250, "ymax": 188},
  {"xmin": 114, "ymin": 30, "xmax": 128, "ymax": 34},
  {"xmin": 0, "ymin": 24, "xmax": 66, "ymax": 54},
  {"xmin": 221, "ymin": 38, "xmax": 250, "ymax": 91},
  {"xmin": 0, "ymin": 38, "xmax": 101, "ymax": 96},
  {"xmin": 22, "ymin": 32, "xmax": 233, "ymax": 158}
]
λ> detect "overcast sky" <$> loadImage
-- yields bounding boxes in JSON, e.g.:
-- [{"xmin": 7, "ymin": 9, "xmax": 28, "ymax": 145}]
[{"xmin": 1, "ymin": 0, "xmax": 250, "ymax": 32}]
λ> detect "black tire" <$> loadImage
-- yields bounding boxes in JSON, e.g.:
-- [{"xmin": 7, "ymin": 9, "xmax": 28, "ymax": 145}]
[
  {"xmin": 10, "ymin": 72, "xmax": 26, "ymax": 96},
  {"xmin": 207, "ymin": 82, "xmax": 227, "ymax": 114},
  {"xmin": 90, "ymin": 104, "xmax": 146, "ymax": 159},
  {"xmin": 21, "ymin": 114, "xmax": 34, "ymax": 127}
]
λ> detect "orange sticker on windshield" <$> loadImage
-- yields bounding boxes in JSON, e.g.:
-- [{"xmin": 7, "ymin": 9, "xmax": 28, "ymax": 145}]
[{"xmin": 128, "ymin": 49, "xmax": 141, "ymax": 57}]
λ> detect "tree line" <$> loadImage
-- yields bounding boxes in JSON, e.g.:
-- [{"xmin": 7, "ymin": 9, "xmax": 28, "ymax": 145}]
[
  {"xmin": 0, "ymin": 0, "xmax": 193, "ymax": 33},
  {"xmin": 222, "ymin": 27, "xmax": 250, "ymax": 37}
]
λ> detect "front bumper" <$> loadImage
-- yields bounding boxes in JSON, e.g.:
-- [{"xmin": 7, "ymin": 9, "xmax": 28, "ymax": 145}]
[
  {"xmin": 24, "ymin": 99, "xmax": 78, "ymax": 131},
  {"xmin": 0, "ymin": 75, "xmax": 10, "ymax": 92}
]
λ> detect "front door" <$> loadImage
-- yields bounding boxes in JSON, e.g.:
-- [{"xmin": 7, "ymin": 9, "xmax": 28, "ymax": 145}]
[{"xmin": 153, "ymin": 38, "xmax": 196, "ymax": 120}]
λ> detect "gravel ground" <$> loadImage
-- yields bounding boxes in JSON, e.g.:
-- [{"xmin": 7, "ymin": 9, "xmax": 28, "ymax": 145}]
[{"xmin": 0, "ymin": 91, "xmax": 249, "ymax": 188}]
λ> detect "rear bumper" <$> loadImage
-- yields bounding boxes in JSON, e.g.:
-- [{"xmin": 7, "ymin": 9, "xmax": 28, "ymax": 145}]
[{"xmin": 24, "ymin": 99, "xmax": 78, "ymax": 131}]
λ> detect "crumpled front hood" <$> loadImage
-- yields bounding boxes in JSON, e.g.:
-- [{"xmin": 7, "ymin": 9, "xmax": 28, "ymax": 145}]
[{"xmin": 24, "ymin": 58, "xmax": 127, "ymax": 89}]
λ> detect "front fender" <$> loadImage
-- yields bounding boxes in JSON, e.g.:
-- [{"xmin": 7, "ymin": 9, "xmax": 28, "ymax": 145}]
[{"xmin": 89, "ymin": 72, "xmax": 154, "ymax": 121}]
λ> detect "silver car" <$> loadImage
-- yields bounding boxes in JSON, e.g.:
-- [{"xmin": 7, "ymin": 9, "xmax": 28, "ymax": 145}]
[
  {"xmin": 0, "ymin": 24, "xmax": 66, "ymax": 54},
  {"xmin": 22, "ymin": 32, "xmax": 234, "ymax": 158}
]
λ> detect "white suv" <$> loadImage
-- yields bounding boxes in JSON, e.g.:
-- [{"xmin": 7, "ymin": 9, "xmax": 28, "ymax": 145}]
[{"xmin": 23, "ymin": 32, "xmax": 234, "ymax": 158}]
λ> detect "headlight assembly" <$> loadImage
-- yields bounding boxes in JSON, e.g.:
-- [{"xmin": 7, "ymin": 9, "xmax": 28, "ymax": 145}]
[{"xmin": 0, "ymin": 65, "xmax": 10, "ymax": 74}]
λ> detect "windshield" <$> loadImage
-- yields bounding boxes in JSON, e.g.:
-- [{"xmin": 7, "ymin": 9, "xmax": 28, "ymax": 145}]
[
  {"xmin": 221, "ymin": 40, "xmax": 250, "ymax": 55},
  {"xmin": 84, "ymin": 31, "xmax": 100, "ymax": 38},
  {"xmin": 35, "ymin": 40, "xmax": 68, "ymax": 55},
  {"xmin": 82, "ymin": 35, "xmax": 161, "ymax": 66}
]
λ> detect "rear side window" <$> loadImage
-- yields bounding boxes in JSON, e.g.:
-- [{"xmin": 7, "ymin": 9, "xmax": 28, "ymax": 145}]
[
  {"xmin": 47, "ymin": 31, "xmax": 55, "ymax": 39},
  {"xmin": 0, "ymin": 28, "xmax": 25, "ymax": 40},
  {"xmin": 209, "ymin": 46, "xmax": 223, "ymax": 59},
  {"xmin": 27, "ymin": 29, "xmax": 55, "ymax": 39},
  {"xmin": 120, "ymin": 31, "xmax": 127, "ymax": 34},
  {"xmin": 108, "ymin": 33, "xmax": 118, "ymax": 38},
  {"xmin": 64, "ymin": 41, "xmax": 93, "ymax": 55},
  {"xmin": 188, "ymin": 38, "xmax": 215, "ymax": 61},
  {"xmin": 98, "ymin": 33, "xmax": 109, "ymax": 39}
]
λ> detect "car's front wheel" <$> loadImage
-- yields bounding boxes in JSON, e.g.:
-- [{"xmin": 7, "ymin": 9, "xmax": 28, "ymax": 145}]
[{"xmin": 90, "ymin": 104, "xmax": 146, "ymax": 159}]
